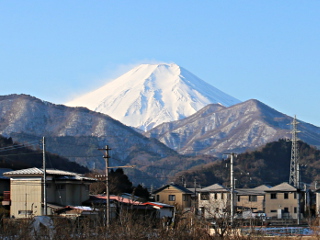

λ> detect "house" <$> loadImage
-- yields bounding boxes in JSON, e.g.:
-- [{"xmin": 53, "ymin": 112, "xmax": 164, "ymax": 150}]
[
  {"xmin": 142, "ymin": 202, "xmax": 174, "ymax": 218},
  {"xmin": 197, "ymin": 183, "xmax": 235, "ymax": 219},
  {"xmin": 314, "ymin": 188, "xmax": 320, "ymax": 215},
  {"xmin": 153, "ymin": 183, "xmax": 193, "ymax": 210},
  {"xmin": 264, "ymin": 182, "xmax": 304, "ymax": 219},
  {"xmin": 3, "ymin": 167, "xmax": 96, "ymax": 218},
  {"xmin": 236, "ymin": 185, "xmax": 270, "ymax": 215}
]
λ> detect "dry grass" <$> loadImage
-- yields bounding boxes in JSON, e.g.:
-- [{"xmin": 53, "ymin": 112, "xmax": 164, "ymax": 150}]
[{"xmin": 1, "ymin": 213, "xmax": 319, "ymax": 240}]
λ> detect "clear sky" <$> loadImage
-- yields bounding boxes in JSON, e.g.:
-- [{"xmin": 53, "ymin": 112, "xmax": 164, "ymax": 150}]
[{"xmin": 1, "ymin": 1, "xmax": 319, "ymax": 126}]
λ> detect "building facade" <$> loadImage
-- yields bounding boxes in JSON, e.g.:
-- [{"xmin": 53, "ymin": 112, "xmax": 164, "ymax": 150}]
[
  {"xmin": 153, "ymin": 184, "xmax": 193, "ymax": 210},
  {"xmin": 264, "ymin": 182, "xmax": 303, "ymax": 219},
  {"xmin": 4, "ymin": 167, "xmax": 96, "ymax": 218},
  {"xmin": 197, "ymin": 183, "xmax": 235, "ymax": 219},
  {"xmin": 236, "ymin": 185, "xmax": 270, "ymax": 214}
]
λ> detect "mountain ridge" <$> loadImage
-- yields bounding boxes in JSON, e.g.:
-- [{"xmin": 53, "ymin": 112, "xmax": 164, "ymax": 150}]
[
  {"xmin": 0, "ymin": 94, "xmax": 215, "ymax": 186},
  {"xmin": 66, "ymin": 63, "xmax": 241, "ymax": 131},
  {"xmin": 145, "ymin": 99, "xmax": 320, "ymax": 156}
]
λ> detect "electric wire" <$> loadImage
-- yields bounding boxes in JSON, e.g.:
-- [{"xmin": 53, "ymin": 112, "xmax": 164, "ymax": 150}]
[{"xmin": 0, "ymin": 140, "xmax": 40, "ymax": 153}]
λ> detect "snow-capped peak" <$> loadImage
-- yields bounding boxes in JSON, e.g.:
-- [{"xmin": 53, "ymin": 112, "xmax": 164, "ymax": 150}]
[{"xmin": 65, "ymin": 63, "xmax": 241, "ymax": 131}]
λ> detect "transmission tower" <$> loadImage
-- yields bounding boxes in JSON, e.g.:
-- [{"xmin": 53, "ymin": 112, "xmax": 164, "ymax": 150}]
[{"xmin": 288, "ymin": 115, "xmax": 300, "ymax": 187}]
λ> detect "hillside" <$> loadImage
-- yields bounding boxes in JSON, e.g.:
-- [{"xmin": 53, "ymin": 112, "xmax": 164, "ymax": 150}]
[
  {"xmin": 172, "ymin": 139, "xmax": 320, "ymax": 188},
  {"xmin": 0, "ymin": 94, "xmax": 216, "ymax": 187},
  {"xmin": 146, "ymin": 99, "xmax": 320, "ymax": 156},
  {"xmin": 0, "ymin": 135, "xmax": 88, "ymax": 173}
]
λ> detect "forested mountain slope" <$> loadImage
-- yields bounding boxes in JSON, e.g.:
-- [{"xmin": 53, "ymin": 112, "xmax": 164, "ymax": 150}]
[{"xmin": 172, "ymin": 139, "xmax": 320, "ymax": 188}]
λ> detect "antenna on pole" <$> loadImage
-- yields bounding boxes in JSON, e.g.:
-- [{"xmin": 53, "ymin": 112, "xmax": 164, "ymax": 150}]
[
  {"xmin": 288, "ymin": 115, "xmax": 300, "ymax": 188},
  {"xmin": 288, "ymin": 115, "xmax": 301, "ymax": 224}
]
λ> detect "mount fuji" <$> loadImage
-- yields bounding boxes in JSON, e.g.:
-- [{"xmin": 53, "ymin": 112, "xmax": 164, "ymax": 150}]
[{"xmin": 66, "ymin": 63, "xmax": 241, "ymax": 131}]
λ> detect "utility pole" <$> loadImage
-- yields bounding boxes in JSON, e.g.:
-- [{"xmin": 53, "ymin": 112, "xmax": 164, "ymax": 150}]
[
  {"xmin": 42, "ymin": 136, "xmax": 47, "ymax": 215},
  {"xmin": 225, "ymin": 152, "xmax": 235, "ymax": 225},
  {"xmin": 230, "ymin": 153, "xmax": 235, "ymax": 225},
  {"xmin": 100, "ymin": 145, "xmax": 111, "ymax": 227},
  {"xmin": 98, "ymin": 145, "xmax": 135, "ymax": 227}
]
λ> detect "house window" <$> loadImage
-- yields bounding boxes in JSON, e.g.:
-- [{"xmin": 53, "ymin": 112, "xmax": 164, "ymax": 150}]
[
  {"xmin": 270, "ymin": 210, "xmax": 277, "ymax": 213},
  {"xmin": 200, "ymin": 193, "xmax": 209, "ymax": 200},
  {"xmin": 271, "ymin": 193, "xmax": 277, "ymax": 199},
  {"xmin": 156, "ymin": 195, "xmax": 160, "ymax": 201},
  {"xmin": 284, "ymin": 193, "xmax": 289, "ymax": 199},
  {"xmin": 284, "ymin": 207, "xmax": 289, "ymax": 213},
  {"xmin": 183, "ymin": 195, "xmax": 188, "ymax": 201},
  {"xmin": 56, "ymin": 184, "xmax": 65, "ymax": 190},
  {"xmin": 237, "ymin": 196, "xmax": 241, "ymax": 202},
  {"xmin": 214, "ymin": 193, "xmax": 218, "ymax": 199},
  {"xmin": 18, "ymin": 210, "xmax": 32, "ymax": 215},
  {"xmin": 294, "ymin": 192, "xmax": 297, "ymax": 199},
  {"xmin": 249, "ymin": 195, "xmax": 257, "ymax": 202},
  {"xmin": 168, "ymin": 195, "xmax": 175, "ymax": 201},
  {"xmin": 221, "ymin": 193, "xmax": 224, "ymax": 199},
  {"xmin": 294, "ymin": 207, "xmax": 297, "ymax": 213}
]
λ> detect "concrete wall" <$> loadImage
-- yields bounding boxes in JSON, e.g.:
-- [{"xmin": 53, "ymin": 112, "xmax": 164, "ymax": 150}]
[
  {"xmin": 10, "ymin": 178, "xmax": 91, "ymax": 218},
  {"xmin": 10, "ymin": 178, "xmax": 43, "ymax": 218}
]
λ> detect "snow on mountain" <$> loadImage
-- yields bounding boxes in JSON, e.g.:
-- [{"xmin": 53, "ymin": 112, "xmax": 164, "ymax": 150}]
[
  {"xmin": 66, "ymin": 63, "xmax": 241, "ymax": 131},
  {"xmin": 145, "ymin": 99, "xmax": 320, "ymax": 156}
]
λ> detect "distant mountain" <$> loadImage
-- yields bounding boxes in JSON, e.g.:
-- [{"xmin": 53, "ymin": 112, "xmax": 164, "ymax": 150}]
[
  {"xmin": 0, "ymin": 94, "xmax": 214, "ymax": 186},
  {"xmin": 145, "ymin": 99, "xmax": 320, "ymax": 156},
  {"xmin": 66, "ymin": 63, "xmax": 241, "ymax": 131}
]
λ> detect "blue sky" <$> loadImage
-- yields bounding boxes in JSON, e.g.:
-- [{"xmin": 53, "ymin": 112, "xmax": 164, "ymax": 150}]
[{"xmin": 1, "ymin": 1, "xmax": 320, "ymax": 126}]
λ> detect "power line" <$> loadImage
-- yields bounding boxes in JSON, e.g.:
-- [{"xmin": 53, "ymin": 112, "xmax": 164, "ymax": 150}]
[{"xmin": 0, "ymin": 140, "xmax": 40, "ymax": 153}]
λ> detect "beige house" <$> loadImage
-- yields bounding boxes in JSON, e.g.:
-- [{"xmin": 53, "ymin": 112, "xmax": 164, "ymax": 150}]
[
  {"xmin": 4, "ymin": 167, "xmax": 96, "ymax": 218},
  {"xmin": 197, "ymin": 183, "xmax": 235, "ymax": 219},
  {"xmin": 264, "ymin": 182, "xmax": 303, "ymax": 219},
  {"xmin": 153, "ymin": 183, "xmax": 193, "ymax": 210},
  {"xmin": 236, "ymin": 185, "xmax": 270, "ymax": 214},
  {"xmin": 315, "ymin": 188, "xmax": 320, "ymax": 215}
]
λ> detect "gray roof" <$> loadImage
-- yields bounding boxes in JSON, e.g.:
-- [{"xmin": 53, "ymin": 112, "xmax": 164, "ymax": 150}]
[
  {"xmin": 236, "ymin": 189, "xmax": 265, "ymax": 196},
  {"xmin": 4, "ymin": 167, "xmax": 78, "ymax": 176},
  {"xmin": 3, "ymin": 167, "xmax": 96, "ymax": 181},
  {"xmin": 198, "ymin": 183, "xmax": 230, "ymax": 193},
  {"xmin": 153, "ymin": 184, "xmax": 194, "ymax": 194},
  {"xmin": 236, "ymin": 185, "xmax": 271, "ymax": 196},
  {"xmin": 253, "ymin": 185, "xmax": 272, "ymax": 190},
  {"xmin": 265, "ymin": 182, "xmax": 297, "ymax": 192}
]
